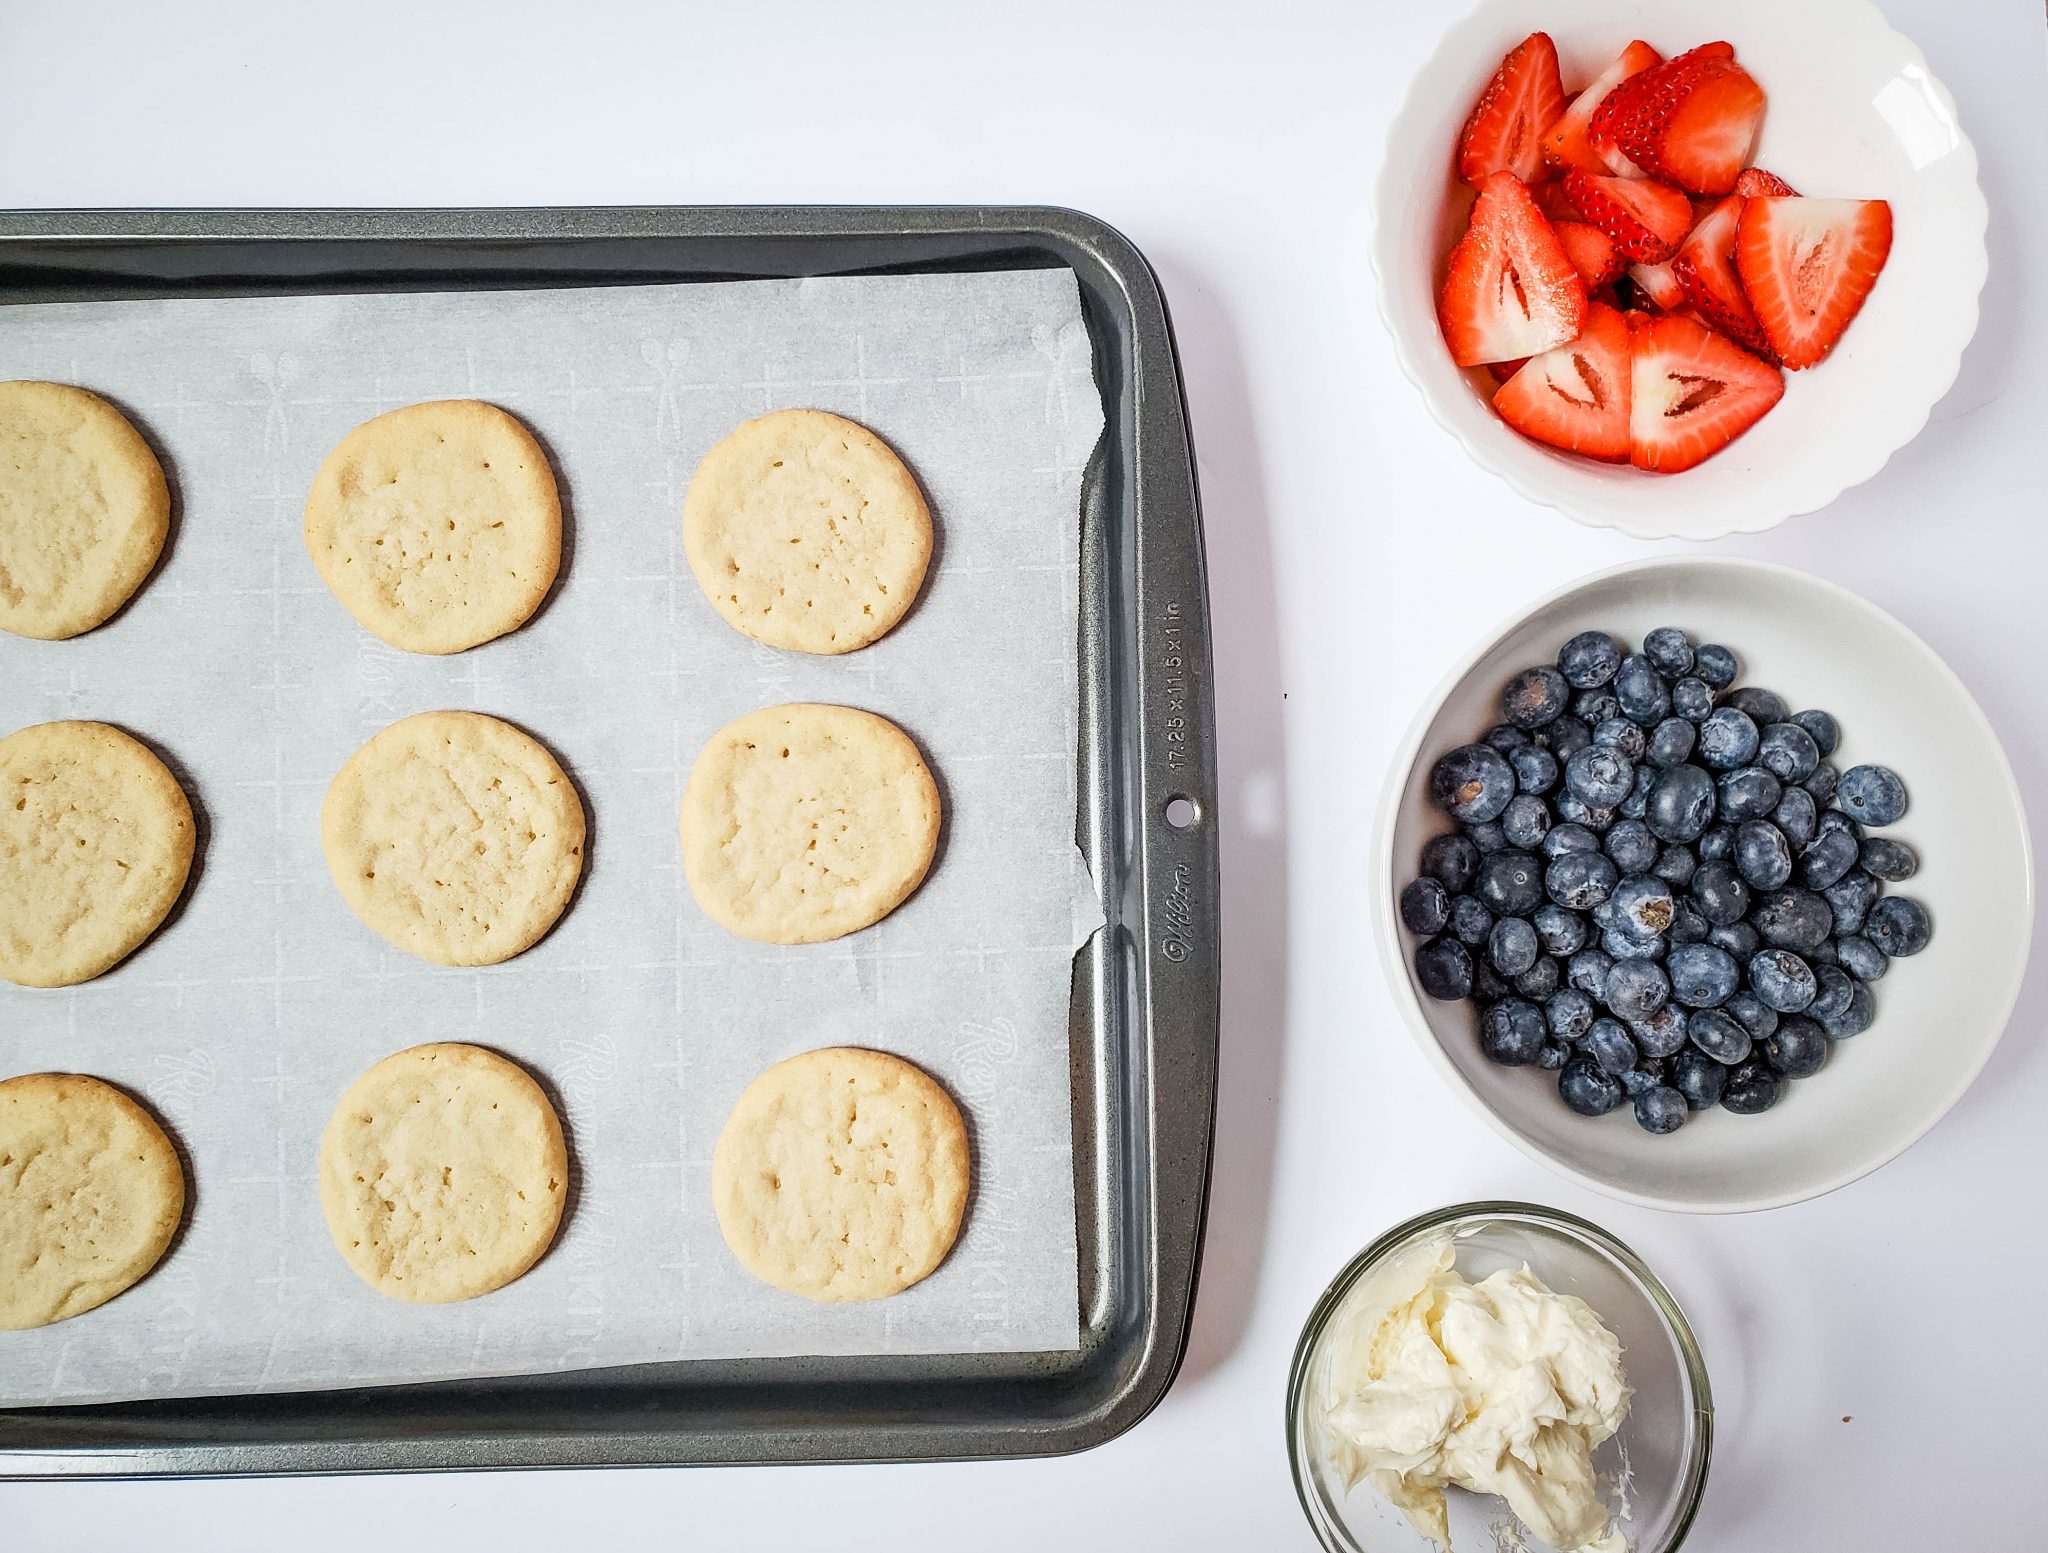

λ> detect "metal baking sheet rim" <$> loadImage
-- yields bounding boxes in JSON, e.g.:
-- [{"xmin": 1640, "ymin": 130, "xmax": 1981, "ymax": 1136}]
[{"xmin": 0, "ymin": 205, "xmax": 1220, "ymax": 1476}]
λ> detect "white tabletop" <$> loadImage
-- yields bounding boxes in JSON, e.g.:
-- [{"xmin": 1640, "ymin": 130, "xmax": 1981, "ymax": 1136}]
[{"xmin": 5, "ymin": 1, "xmax": 2046, "ymax": 1547}]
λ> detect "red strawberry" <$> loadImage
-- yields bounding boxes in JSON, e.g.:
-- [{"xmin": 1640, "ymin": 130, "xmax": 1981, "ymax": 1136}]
[
  {"xmin": 1629, "ymin": 312, "xmax": 1784, "ymax": 472},
  {"xmin": 1735, "ymin": 167, "xmax": 1799, "ymax": 198},
  {"xmin": 1671, "ymin": 195, "xmax": 1776, "ymax": 360},
  {"xmin": 1595, "ymin": 43, "xmax": 1763, "ymax": 196},
  {"xmin": 1628, "ymin": 260, "xmax": 1688, "ymax": 311},
  {"xmin": 1495, "ymin": 302, "xmax": 1633, "ymax": 461},
  {"xmin": 1554, "ymin": 220, "xmax": 1623, "ymax": 288},
  {"xmin": 1562, "ymin": 169, "xmax": 1693, "ymax": 263},
  {"xmin": 1735, "ymin": 197, "xmax": 1893, "ymax": 368},
  {"xmin": 1459, "ymin": 33, "xmax": 1568, "ymax": 187},
  {"xmin": 1439, "ymin": 173, "xmax": 1589, "ymax": 365},
  {"xmin": 1544, "ymin": 40, "xmax": 1661, "ymax": 174}
]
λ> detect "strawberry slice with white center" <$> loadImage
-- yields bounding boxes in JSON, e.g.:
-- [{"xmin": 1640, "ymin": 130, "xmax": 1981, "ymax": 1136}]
[
  {"xmin": 1594, "ymin": 43, "xmax": 1763, "ymax": 196},
  {"xmin": 1439, "ymin": 173, "xmax": 1589, "ymax": 364},
  {"xmin": 1495, "ymin": 301, "xmax": 1633, "ymax": 461},
  {"xmin": 1735, "ymin": 167, "xmax": 1798, "ymax": 198},
  {"xmin": 1554, "ymin": 220, "xmax": 1623, "ymax": 288},
  {"xmin": 1629, "ymin": 311, "xmax": 1785, "ymax": 472},
  {"xmin": 1628, "ymin": 260, "xmax": 1688, "ymax": 311},
  {"xmin": 1544, "ymin": 40, "xmax": 1661, "ymax": 175},
  {"xmin": 1735, "ymin": 197, "xmax": 1894, "ymax": 369},
  {"xmin": 1672, "ymin": 194, "xmax": 1776, "ymax": 359},
  {"xmin": 1563, "ymin": 169, "xmax": 1693, "ymax": 263},
  {"xmin": 1459, "ymin": 32, "xmax": 1567, "ymax": 187}
]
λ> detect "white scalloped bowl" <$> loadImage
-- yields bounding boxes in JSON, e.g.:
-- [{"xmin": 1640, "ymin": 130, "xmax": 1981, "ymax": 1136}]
[{"xmin": 1372, "ymin": 0, "xmax": 1987, "ymax": 540}]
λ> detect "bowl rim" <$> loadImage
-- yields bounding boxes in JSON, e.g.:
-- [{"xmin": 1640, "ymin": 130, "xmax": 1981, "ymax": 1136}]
[
  {"xmin": 1368, "ymin": 0, "xmax": 1990, "ymax": 541},
  {"xmin": 1371, "ymin": 553, "xmax": 2036, "ymax": 1213},
  {"xmin": 1285, "ymin": 1199, "xmax": 1715, "ymax": 1553}
]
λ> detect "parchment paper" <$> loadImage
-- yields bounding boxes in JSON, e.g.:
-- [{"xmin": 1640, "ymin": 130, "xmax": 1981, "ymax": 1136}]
[{"xmin": 0, "ymin": 267, "xmax": 1102, "ymax": 1405}]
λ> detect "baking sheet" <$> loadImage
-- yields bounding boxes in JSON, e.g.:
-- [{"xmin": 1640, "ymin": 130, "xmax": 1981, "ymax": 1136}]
[{"xmin": 0, "ymin": 267, "xmax": 1102, "ymax": 1405}]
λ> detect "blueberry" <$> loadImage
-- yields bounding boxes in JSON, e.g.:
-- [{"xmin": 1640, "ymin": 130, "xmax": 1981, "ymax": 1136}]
[
  {"xmin": 1593, "ymin": 718, "xmax": 1647, "ymax": 760},
  {"xmin": 1431, "ymin": 744, "xmax": 1516, "ymax": 823},
  {"xmin": 1619, "ymin": 765, "xmax": 1656, "ymax": 821},
  {"xmin": 1611, "ymin": 874, "xmax": 1676, "ymax": 937},
  {"xmin": 1414, "ymin": 937, "xmax": 1473, "ymax": 1000},
  {"xmin": 1816, "ymin": 979, "xmax": 1875, "ymax": 1039},
  {"xmin": 1554, "ymin": 793, "xmax": 1615, "ymax": 832},
  {"xmin": 1449, "ymin": 894, "xmax": 1494, "ymax": 945},
  {"xmin": 1511, "ymin": 744, "xmax": 1560, "ymax": 796},
  {"xmin": 1806, "ymin": 937, "xmax": 1840, "ymax": 968},
  {"xmin": 1809, "ymin": 964, "xmax": 1856, "ymax": 1021},
  {"xmin": 1717, "ymin": 767, "xmax": 1782, "ymax": 823},
  {"xmin": 1633, "ymin": 1085, "xmax": 1688, "ymax": 1134},
  {"xmin": 1604, "ymin": 819, "xmax": 1659, "ymax": 874},
  {"xmin": 1618, "ymin": 1064, "xmax": 1668, "ymax": 1099},
  {"xmin": 1573, "ymin": 689, "xmax": 1622, "ymax": 727},
  {"xmin": 1513, "ymin": 955, "xmax": 1561, "ymax": 1000},
  {"xmin": 1501, "ymin": 793, "xmax": 1552, "ymax": 851},
  {"xmin": 1615, "ymin": 654, "xmax": 1671, "ymax": 726},
  {"xmin": 1532, "ymin": 903, "xmax": 1587, "ymax": 957},
  {"xmin": 1568, "ymin": 948, "xmax": 1615, "ymax": 1000},
  {"xmin": 1537, "ymin": 1037, "xmax": 1573, "ymax": 1070},
  {"xmin": 1468, "ymin": 821, "xmax": 1509, "ymax": 854},
  {"xmin": 1687, "ymin": 1007, "xmax": 1753, "ymax": 1064},
  {"xmin": 1735, "ymin": 821, "xmax": 1794, "ymax": 891},
  {"xmin": 1606, "ymin": 958, "xmax": 1671, "ymax": 1021},
  {"xmin": 1544, "ymin": 822, "xmax": 1602, "ymax": 859},
  {"xmin": 1860, "ymin": 837, "xmax": 1919, "ymax": 882},
  {"xmin": 1671, "ymin": 1048, "xmax": 1728, "ymax": 1110},
  {"xmin": 1645, "ymin": 717, "xmax": 1696, "ymax": 769},
  {"xmin": 1585, "ymin": 1017, "xmax": 1637, "ymax": 1075},
  {"xmin": 1800, "ymin": 827, "xmax": 1859, "ymax": 890},
  {"xmin": 1866, "ymin": 896, "xmax": 1932, "ymax": 956},
  {"xmin": 1602, "ymin": 926, "xmax": 1667, "ymax": 962},
  {"xmin": 1502, "ymin": 666, "xmax": 1571, "ymax": 729},
  {"xmin": 1669, "ymin": 900, "xmax": 1711, "ymax": 944},
  {"xmin": 1693, "ymin": 644, "xmax": 1738, "ymax": 689},
  {"xmin": 1709, "ymin": 919, "xmax": 1760, "ymax": 960},
  {"xmin": 1725, "ymin": 990, "xmax": 1779, "ymax": 1042},
  {"xmin": 1473, "ymin": 961, "xmax": 1511, "ymax": 1001},
  {"xmin": 1643, "ymin": 627, "xmax": 1695, "ymax": 678},
  {"xmin": 1483, "ymin": 724, "xmax": 1531, "ymax": 753},
  {"xmin": 1720, "ymin": 1057, "xmax": 1784, "ymax": 1114},
  {"xmin": 1477, "ymin": 850, "xmax": 1545, "ymax": 917},
  {"xmin": 1721, "ymin": 686, "xmax": 1790, "ymax": 725},
  {"xmin": 1630, "ymin": 1004, "xmax": 1690, "ymax": 1059},
  {"xmin": 1537, "ymin": 716, "xmax": 1594, "ymax": 760},
  {"xmin": 1838, "ymin": 765, "xmax": 1908, "ymax": 826},
  {"xmin": 1835, "ymin": 933, "xmax": 1889, "ymax": 982},
  {"xmin": 1758, "ymin": 722, "xmax": 1820, "ymax": 783},
  {"xmin": 1668, "ymin": 942, "xmax": 1740, "ymax": 1007},
  {"xmin": 1753, "ymin": 887, "xmax": 1835, "ymax": 952},
  {"xmin": 1670, "ymin": 677, "xmax": 1714, "ymax": 722},
  {"xmin": 1750, "ymin": 949, "xmax": 1818, "ymax": 1013},
  {"xmin": 1771, "ymin": 786, "xmax": 1819, "ymax": 850},
  {"xmin": 1816, "ymin": 806, "xmax": 1863, "ymax": 843},
  {"xmin": 1488, "ymin": 916, "xmax": 1539, "ymax": 976},
  {"xmin": 1480, "ymin": 999, "xmax": 1549, "ymax": 1066},
  {"xmin": 1764, "ymin": 1015, "xmax": 1829, "ymax": 1078},
  {"xmin": 1696, "ymin": 708, "xmax": 1760, "ymax": 771},
  {"xmin": 1698, "ymin": 823, "xmax": 1736, "ymax": 862},
  {"xmin": 1646, "ymin": 765, "xmax": 1717, "ymax": 843},
  {"xmin": 1545, "ymin": 851, "xmax": 1618, "ymax": 911},
  {"xmin": 1559, "ymin": 1057, "xmax": 1626, "ymax": 1116},
  {"xmin": 1803, "ymin": 763, "xmax": 1841, "ymax": 807},
  {"xmin": 1546, "ymin": 988, "xmax": 1596, "ymax": 1041},
  {"xmin": 1654, "ymin": 845, "xmax": 1698, "ymax": 889},
  {"xmin": 1558, "ymin": 631, "xmax": 1624, "ymax": 690},
  {"xmin": 1688, "ymin": 860, "xmax": 1748, "ymax": 926},
  {"xmin": 1400, "ymin": 878, "xmax": 1450, "ymax": 935},
  {"xmin": 1791, "ymin": 708, "xmax": 1840, "ymax": 757}
]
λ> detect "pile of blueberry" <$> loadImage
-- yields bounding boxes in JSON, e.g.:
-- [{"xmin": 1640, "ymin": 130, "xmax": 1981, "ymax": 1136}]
[{"xmin": 1402, "ymin": 627, "xmax": 1931, "ymax": 1135}]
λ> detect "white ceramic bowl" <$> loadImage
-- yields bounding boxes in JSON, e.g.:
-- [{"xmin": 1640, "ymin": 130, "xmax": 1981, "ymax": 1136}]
[
  {"xmin": 1372, "ymin": 0, "xmax": 1987, "ymax": 539},
  {"xmin": 1374, "ymin": 557, "xmax": 2032, "ymax": 1212}
]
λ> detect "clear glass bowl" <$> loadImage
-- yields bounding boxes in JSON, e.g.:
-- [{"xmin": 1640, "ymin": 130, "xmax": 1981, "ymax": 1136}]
[{"xmin": 1287, "ymin": 1203, "xmax": 1712, "ymax": 1553}]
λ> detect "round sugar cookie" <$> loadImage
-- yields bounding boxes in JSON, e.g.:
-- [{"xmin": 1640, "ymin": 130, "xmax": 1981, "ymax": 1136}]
[
  {"xmin": 320, "ymin": 711, "xmax": 584, "ymax": 967},
  {"xmin": 0, "ymin": 380, "xmax": 170, "ymax": 640},
  {"xmin": 304, "ymin": 400, "xmax": 561, "ymax": 654},
  {"xmin": 712, "ymin": 1047, "xmax": 970, "ymax": 1303},
  {"xmin": 680, "ymin": 703, "xmax": 939, "ymax": 945},
  {"xmin": 683, "ymin": 408, "xmax": 931, "ymax": 655},
  {"xmin": 0, "ymin": 1073, "xmax": 186, "ymax": 1330},
  {"xmin": 0, "ymin": 720, "xmax": 195, "ymax": 988},
  {"xmin": 319, "ymin": 1043, "xmax": 567, "ymax": 1303}
]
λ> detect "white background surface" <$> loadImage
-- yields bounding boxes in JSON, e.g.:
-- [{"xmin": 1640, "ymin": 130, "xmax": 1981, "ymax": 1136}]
[{"xmin": 2, "ymin": 0, "xmax": 2045, "ymax": 1546}]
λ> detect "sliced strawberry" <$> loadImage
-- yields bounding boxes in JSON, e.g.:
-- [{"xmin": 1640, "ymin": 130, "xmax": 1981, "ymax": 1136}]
[
  {"xmin": 1735, "ymin": 167, "xmax": 1798, "ymax": 198},
  {"xmin": 1459, "ymin": 32, "xmax": 1568, "ymax": 187},
  {"xmin": 1554, "ymin": 220, "xmax": 1623, "ymax": 288},
  {"xmin": 1439, "ymin": 173, "xmax": 1589, "ymax": 365},
  {"xmin": 1562, "ymin": 170, "xmax": 1693, "ymax": 263},
  {"xmin": 1628, "ymin": 260, "xmax": 1688, "ymax": 311},
  {"xmin": 1629, "ymin": 311, "xmax": 1785, "ymax": 472},
  {"xmin": 1595, "ymin": 43, "xmax": 1762, "ymax": 196},
  {"xmin": 1495, "ymin": 302, "xmax": 1633, "ymax": 461},
  {"xmin": 1590, "ymin": 43, "xmax": 1729, "ymax": 177},
  {"xmin": 1671, "ymin": 195, "xmax": 1776, "ymax": 360},
  {"xmin": 1736, "ymin": 197, "xmax": 1893, "ymax": 368},
  {"xmin": 1544, "ymin": 40, "xmax": 1661, "ymax": 174}
]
